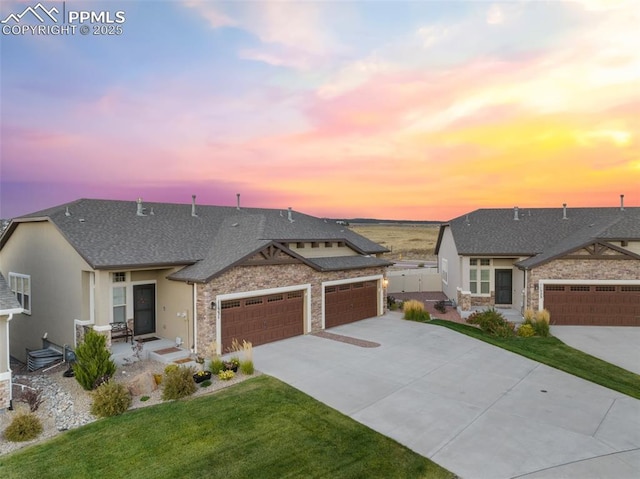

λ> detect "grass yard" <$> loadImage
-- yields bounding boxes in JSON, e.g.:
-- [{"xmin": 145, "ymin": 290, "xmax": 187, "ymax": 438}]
[
  {"xmin": 430, "ymin": 319, "xmax": 640, "ymax": 400},
  {"xmin": 0, "ymin": 376, "xmax": 454, "ymax": 479},
  {"xmin": 349, "ymin": 224, "xmax": 440, "ymax": 260}
]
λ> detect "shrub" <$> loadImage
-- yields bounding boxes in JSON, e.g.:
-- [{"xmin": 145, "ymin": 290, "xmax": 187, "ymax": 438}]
[
  {"xmin": 18, "ymin": 388, "xmax": 43, "ymax": 412},
  {"xmin": 140, "ymin": 395, "xmax": 150, "ymax": 402},
  {"xmin": 91, "ymin": 380, "xmax": 132, "ymax": 418},
  {"xmin": 218, "ymin": 370, "xmax": 235, "ymax": 381},
  {"xmin": 387, "ymin": 295, "xmax": 398, "ymax": 310},
  {"xmin": 517, "ymin": 323, "xmax": 535, "ymax": 337},
  {"xmin": 209, "ymin": 358, "xmax": 225, "ymax": 375},
  {"xmin": 200, "ymin": 380, "xmax": 212, "ymax": 388},
  {"xmin": 522, "ymin": 308, "xmax": 551, "ymax": 337},
  {"xmin": 403, "ymin": 299, "xmax": 431, "ymax": 322},
  {"xmin": 164, "ymin": 364, "xmax": 179, "ymax": 375},
  {"xmin": 162, "ymin": 365, "xmax": 197, "ymax": 401},
  {"xmin": 466, "ymin": 308, "xmax": 515, "ymax": 338},
  {"xmin": 3, "ymin": 413, "xmax": 43, "ymax": 442},
  {"xmin": 240, "ymin": 360, "xmax": 254, "ymax": 375},
  {"xmin": 434, "ymin": 300, "xmax": 447, "ymax": 314},
  {"xmin": 533, "ymin": 309, "xmax": 551, "ymax": 337},
  {"xmin": 73, "ymin": 329, "xmax": 117, "ymax": 391},
  {"xmin": 523, "ymin": 308, "xmax": 536, "ymax": 324}
]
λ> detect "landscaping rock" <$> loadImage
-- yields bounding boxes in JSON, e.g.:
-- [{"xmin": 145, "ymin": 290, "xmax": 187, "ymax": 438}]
[{"xmin": 127, "ymin": 372, "xmax": 157, "ymax": 396}]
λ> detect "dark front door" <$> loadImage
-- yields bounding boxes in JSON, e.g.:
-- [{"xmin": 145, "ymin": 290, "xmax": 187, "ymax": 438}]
[
  {"xmin": 495, "ymin": 270, "xmax": 512, "ymax": 305},
  {"xmin": 133, "ymin": 284, "xmax": 156, "ymax": 336}
]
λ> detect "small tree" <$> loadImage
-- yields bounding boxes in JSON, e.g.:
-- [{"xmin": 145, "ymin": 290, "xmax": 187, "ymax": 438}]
[{"xmin": 73, "ymin": 329, "xmax": 117, "ymax": 391}]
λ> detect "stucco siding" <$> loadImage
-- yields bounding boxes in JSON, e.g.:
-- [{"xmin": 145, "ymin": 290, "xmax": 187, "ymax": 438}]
[
  {"xmin": 2, "ymin": 222, "xmax": 91, "ymax": 362},
  {"xmin": 438, "ymin": 226, "xmax": 460, "ymax": 300}
]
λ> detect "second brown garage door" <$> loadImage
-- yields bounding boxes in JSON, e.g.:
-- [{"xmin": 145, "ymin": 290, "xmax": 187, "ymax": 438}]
[
  {"xmin": 221, "ymin": 291, "xmax": 304, "ymax": 351},
  {"xmin": 544, "ymin": 284, "xmax": 640, "ymax": 326},
  {"xmin": 325, "ymin": 280, "xmax": 378, "ymax": 328}
]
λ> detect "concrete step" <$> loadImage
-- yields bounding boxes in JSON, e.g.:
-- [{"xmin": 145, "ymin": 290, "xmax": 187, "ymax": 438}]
[{"xmin": 148, "ymin": 346, "xmax": 192, "ymax": 365}]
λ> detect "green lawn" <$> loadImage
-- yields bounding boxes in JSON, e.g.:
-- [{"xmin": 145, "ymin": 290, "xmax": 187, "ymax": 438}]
[
  {"xmin": 430, "ymin": 319, "xmax": 640, "ymax": 399},
  {"xmin": 0, "ymin": 376, "xmax": 454, "ymax": 479}
]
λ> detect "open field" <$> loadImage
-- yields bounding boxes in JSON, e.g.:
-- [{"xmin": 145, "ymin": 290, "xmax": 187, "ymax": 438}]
[{"xmin": 350, "ymin": 224, "xmax": 440, "ymax": 261}]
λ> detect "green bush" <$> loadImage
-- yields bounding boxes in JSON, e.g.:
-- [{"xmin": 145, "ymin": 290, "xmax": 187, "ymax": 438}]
[
  {"xmin": 73, "ymin": 329, "xmax": 117, "ymax": 391},
  {"xmin": 240, "ymin": 360, "xmax": 254, "ymax": 375},
  {"xmin": 517, "ymin": 323, "xmax": 535, "ymax": 337},
  {"xmin": 200, "ymin": 380, "xmax": 212, "ymax": 388},
  {"xmin": 91, "ymin": 380, "xmax": 132, "ymax": 418},
  {"xmin": 209, "ymin": 358, "xmax": 225, "ymax": 374},
  {"xmin": 162, "ymin": 366, "xmax": 197, "ymax": 401},
  {"xmin": 3, "ymin": 412, "xmax": 43, "ymax": 442},
  {"xmin": 466, "ymin": 308, "xmax": 515, "ymax": 338}
]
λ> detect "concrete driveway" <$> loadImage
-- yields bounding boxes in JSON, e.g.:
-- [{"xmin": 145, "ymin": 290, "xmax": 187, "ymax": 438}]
[
  {"xmin": 551, "ymin": 326, "xmax": 640, "ymax": 375},
  {"xmin": 253, "ymin": 313, "xmax": 640, "ymax": 479}
]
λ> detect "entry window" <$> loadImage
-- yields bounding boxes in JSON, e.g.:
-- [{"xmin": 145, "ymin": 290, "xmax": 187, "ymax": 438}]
[
  {"xmin": 469, "ymin": 258, "xmax": 491, "ymax": 295},
  {"xmin": 9, "ymin": 272, "xmax": 31, "ymax": 314},
  {"xmin": 113, "ymin": 286, "xmax": 126, "ymax": 323}
]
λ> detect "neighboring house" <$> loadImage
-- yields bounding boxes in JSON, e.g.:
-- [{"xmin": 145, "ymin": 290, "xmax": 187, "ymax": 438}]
[
  {"xmin": 435, "ymin": 202, "xmax": 640, "ymax": 325},
  {"xmin": 0, "ymin": 198, "xmax": 391, "ymax": 362},
  {"xmin": 0, "ymin": 273, "xmax": 23, "ymax": 410}
]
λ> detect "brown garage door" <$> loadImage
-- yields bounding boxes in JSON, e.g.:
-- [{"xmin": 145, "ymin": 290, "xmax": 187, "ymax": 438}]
[
  {"xmin": 221, "ymin": 291, "xmax": 304, "ymax": 351},
  {"xmin": 325, "ymin": 280, "xmax": 378, "ymax": 328},
  {"xmin": 544, "ymin": 284, "xmax": 640, "ymax": 326}
]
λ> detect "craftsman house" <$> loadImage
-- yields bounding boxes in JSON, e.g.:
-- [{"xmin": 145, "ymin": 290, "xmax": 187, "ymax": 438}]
[
  {"xmin": 1, "ymin": 273, "xmax": 22, "ymax": 409},
  {"xmin": 435, "ymin": 200, "xmax": 640, "ymax": 325},
  {"xmin": 0, "ymin": 197, "xmax": 391, "ymax": 363}
]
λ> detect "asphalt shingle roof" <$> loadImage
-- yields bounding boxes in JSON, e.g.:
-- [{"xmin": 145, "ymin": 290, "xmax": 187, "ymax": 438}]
[
  {"xmin": 440, "ymin": 206, "xmax": 640, "ymax": 269},
  {"xmin": 0, "ymin": 273, "xmax": 22, "ymax": 313},
  {"xmin": 2, "ymin": 199, "xmax": 390, "ymax": 282}
]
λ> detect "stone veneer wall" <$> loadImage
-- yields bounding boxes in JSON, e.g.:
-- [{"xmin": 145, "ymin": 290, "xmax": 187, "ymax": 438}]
[
  {"xmin": 195, "ymin": 263, "xmax": 386, "ymax": 353},
  {"xmin": 0, "ymin": 378, "xmax": 9, "ymax": 410},
  {"xmin": 527, "ymin": 258, "xmax": 640, "ymax": 310}
]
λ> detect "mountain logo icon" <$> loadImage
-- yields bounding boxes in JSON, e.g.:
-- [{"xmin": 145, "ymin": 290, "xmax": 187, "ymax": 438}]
[{"xmin": 1, "ymin": 2, "xmax": 59, "ymax": 24}]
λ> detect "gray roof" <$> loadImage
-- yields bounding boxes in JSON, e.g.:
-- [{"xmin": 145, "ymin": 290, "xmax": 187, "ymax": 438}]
[
  {"xmin": 436, "ymin": 206, "xmax": 640, "ymax": 269},
  {"xmin": 1, "ymin": 199, "xmax": 390, "ymax": 282},
  {"xmin": 0, "ymin": 273, "xmax": 22, "ymax": 313}
]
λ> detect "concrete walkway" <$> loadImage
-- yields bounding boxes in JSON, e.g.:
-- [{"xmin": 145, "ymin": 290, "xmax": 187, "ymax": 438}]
[{"xmin": 253, "ymin": 313, "xmax": 640, "ymax": 479}]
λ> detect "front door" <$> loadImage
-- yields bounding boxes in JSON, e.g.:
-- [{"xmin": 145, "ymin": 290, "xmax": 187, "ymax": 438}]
[
  {"xmin": 495, "ymin": 270, "xmax": 512, "ymax": 305},
  {"xmin": 133, "ymin": 284, "xmax": 156, "ymax": 336}
]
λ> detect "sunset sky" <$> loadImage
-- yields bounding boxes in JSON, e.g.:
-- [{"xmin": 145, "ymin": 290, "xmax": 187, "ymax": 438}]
[{"xmin": 1, "ymin": 0, "xmax": 638, "ymax": 221}]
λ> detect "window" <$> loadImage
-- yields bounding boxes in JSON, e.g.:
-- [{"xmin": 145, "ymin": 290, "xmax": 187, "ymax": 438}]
[
  {"xmin": 9, "ymin": 273, "xmax": 31, "ymax": 314},
  {"xmin": 325, "ymin": 242, "xmax": 333, "ymax": 248},
  {"xmin": 469, "ymin": 258, "xmax": 490, "ymax": 295},
  {"xmin": 442, "ymin": 258, "xmax": 448, "ymax": 285},
  {"xmin": 113, "ymin": 286, "xmax": 126, "ymax": 323},
  {"xmin": 112, "ymin": 272, "xmax": 126, "ymax": 283}
]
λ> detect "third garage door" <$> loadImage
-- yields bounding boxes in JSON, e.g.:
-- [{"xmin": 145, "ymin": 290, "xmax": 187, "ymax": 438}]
[
  {"xmin": 221, "ymin": 291, "xmax": 304, "ymax": 351},
  {"xmin": 544, "ymin": 284, "xmax": 640, "ymax": 326},
  {"xmin": 325, "ymin": 280, "xmax": 378, "ymax": 328}
]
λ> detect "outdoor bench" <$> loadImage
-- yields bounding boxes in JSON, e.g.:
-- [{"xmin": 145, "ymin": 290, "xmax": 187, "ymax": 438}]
[{"xmin": 110, "ymin": 322, "xmax": 133, "ymax": 344}]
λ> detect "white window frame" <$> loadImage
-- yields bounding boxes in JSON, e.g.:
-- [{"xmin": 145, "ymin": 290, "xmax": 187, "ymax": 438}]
[
  {"xmin": 469, "ymin": 258, "xmax": 491, "ymax": 296},
  {"xmin": 441, "ymin": 258, "xmax": 448, "ymax": 285},
  {"xmin": 9, "ymin": 272, "xmax": 31, "ymax": 314}
]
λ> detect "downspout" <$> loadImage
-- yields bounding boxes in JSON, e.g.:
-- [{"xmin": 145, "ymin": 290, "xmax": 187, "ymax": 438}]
[
  {"xmin": 192, "ymin": 283, "xmax": 197, "ymax": 354},
  {"xmin": 6, "ymin": 313, "xmax": 13, "ymax": 410},
  {"xmin": 522, "ymin": 268, "xmax": 528, "ymax": 316}
]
